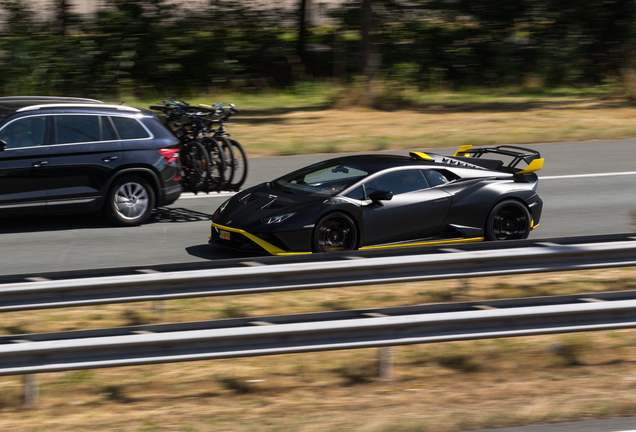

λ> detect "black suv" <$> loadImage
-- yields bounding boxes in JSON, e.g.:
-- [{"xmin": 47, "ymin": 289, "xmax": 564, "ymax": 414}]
[{"xmin": 0, "ymin": 96, "xmax": 182, "ymax": 226}]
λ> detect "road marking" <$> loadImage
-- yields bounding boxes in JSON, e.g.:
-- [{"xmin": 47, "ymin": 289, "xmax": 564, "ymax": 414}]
[
  {"xmin": 179, "ymin": 191, "xmax": 237, "ymax": 199},
  {"xmin": 241, "ymin": 261, "xmax": 266, "ymax": 267},
  {"xmin": 540, "ymin": 171, "xmax": 636, "ymax": 180}
]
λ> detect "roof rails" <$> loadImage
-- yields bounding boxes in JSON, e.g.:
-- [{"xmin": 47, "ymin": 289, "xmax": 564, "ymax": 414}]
[
  {"xmin": 0, "ymin": 96, "xmax": 103, "ymax": 103},
  {"xmin": 16, "ymin": 103, "xmax": 140, "ymax": 113}
]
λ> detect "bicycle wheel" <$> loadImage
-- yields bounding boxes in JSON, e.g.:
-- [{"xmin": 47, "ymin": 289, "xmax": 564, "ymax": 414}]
[
  {"xmin": 227, "ymin": 138, "xmax": 248, "ymax": 191},
  {"xmin": 215, "ymin": 136, "xmax": 235, "ymax": 190},
  {"xmin": 200, "ymin": 137, "xmax": 227, "ymax": 191},
  {"xmin": 180, "ymin": 140, "xmax": 211, "ymax": 194}
]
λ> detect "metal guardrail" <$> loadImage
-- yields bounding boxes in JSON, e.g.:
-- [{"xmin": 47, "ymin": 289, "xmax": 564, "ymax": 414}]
[
  {"xmin": 1, "ymin": 240, "xmax": 636, "ymax": 312},
  {"xmin": 2, "ymin": 290, "xmax": 636, "ymax": 376}
]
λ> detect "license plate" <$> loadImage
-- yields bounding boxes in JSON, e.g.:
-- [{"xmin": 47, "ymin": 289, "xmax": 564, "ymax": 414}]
[{"xmin": 219, "ymin": 230, "xmax": 231, "ymax": 240}]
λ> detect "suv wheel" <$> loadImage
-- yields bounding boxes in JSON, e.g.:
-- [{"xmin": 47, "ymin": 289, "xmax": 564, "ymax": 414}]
[{"xmin": 105, "ymin": 175, "xmax": 155, "ymax": 226}]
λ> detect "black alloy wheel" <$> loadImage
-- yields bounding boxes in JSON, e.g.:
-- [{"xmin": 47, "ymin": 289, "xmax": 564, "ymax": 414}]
[
  {"xmin": 313, "ymin": 212, "xmax": 358, "ymax": 252},
  {"xmin": 485, "ymin": 199, "xmax": 531, "ymax": 241}
]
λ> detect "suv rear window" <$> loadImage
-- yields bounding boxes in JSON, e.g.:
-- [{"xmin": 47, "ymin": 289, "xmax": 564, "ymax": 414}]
[{"xmin": 111, "ymin": 116, "xmax": 149, "ymax": 140}]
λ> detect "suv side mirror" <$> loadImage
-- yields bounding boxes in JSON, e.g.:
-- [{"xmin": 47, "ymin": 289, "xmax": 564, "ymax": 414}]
[
  {"xmin": 368, "ymin": 190, "xmax": 393, "ymax": 205},
  {"xmin": 0, "ymin": 140, "xmax": 6, "ymax": 151}
]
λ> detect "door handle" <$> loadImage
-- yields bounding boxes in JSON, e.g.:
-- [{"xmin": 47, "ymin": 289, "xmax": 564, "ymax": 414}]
[
  {"xmin": 103, "ymin": 156, "xmax": 118, "ymax": 162},
  {"xmin": 32, "ymin": 160, "xmax": 48, "ymax": 167},
  {"xmin": 433, "ymin": 198, "xmax": 449, "ymax": 204}
]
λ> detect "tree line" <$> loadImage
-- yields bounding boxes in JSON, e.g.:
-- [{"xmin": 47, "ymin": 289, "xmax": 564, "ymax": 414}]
[{"xmin": 0, "ymin": 0, "xmax": 633, "ymax": 98}]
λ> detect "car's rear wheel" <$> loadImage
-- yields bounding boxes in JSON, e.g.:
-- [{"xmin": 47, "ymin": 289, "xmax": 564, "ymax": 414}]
[
  {"xmin": 485, "ymin": 199, "xmax": 531, "ymax": 241},
  {"xmin": 105, "ymin": 175, "xmax": 155, "ymax": 226},
  {"xmin": 312, "ymin": 212, "xmax": 358, "ymax": 252}
]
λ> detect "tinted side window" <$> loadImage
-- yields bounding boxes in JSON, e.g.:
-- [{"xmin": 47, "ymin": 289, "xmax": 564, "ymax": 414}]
[
  {"xmin": 55, "ymin": 115, "xmax": 100, "ymax": 144},
  {"xmin": 0, "ymin": 116, "xmax": 46, "ymax": 149},
  {"xmin": 424, "ymin": 170, "xmax": 451, "ymax": 187},
  {"xmin": 345, "ymin": 185, "xmax": 365, "ymax": 200},
  {"xmin": 102, "ymin": 116, "xmax": 117, "ymax": 141},
  {"xmin": 365, "ymin": 170, "xmax": 429, "ymax": 196},
  {"xmin": 111, "ymin": 116, "xmax": 149, "ymax": 139}
]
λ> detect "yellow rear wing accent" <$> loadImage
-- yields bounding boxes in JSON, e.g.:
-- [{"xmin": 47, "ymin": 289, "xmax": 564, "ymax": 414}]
[
  {"xmin": 516, "ymin": 158, "xmax": 544, "ymax": 174},
  {"xmin": 409, "ymin": 151, "xmax": 435, "ymax": 162},
  {"xmin": 453, "ymin": 145, "xmax": 472, "ymax": 157}
]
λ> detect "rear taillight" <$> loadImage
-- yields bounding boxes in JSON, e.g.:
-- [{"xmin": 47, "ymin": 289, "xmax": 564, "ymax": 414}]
[{"xmin": 159, "ymin": 148, "xmax": 180, "ymax": 163}]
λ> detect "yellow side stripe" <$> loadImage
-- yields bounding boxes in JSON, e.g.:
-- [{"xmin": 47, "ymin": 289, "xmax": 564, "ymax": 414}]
[
  {"xmin": 360, "ymin": 237, "xmax": 484, "ymax": 251},
  {"xmin": 212, "ymin": 223, "xmax": 312, "ymax": 256},
  {"xmin": 215, "ymin": 224, "xmax": 493, "ymax": 254}
]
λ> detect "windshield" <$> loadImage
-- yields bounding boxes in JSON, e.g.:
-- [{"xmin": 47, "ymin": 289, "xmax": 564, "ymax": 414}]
[{"xmin": 272, "ymin": 161, "xmax": 369, "ymax": 196}]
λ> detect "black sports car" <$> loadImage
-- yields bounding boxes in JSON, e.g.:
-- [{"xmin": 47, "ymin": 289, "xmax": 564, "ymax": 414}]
[{"xmin": 210, "ymin": 145, "xmax": 544, "ymax": 255}]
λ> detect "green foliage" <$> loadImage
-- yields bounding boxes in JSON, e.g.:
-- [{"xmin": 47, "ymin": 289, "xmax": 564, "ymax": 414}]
[{"xmin": 0, "ymin": 0, "xmax": 634, "ymax": 96}]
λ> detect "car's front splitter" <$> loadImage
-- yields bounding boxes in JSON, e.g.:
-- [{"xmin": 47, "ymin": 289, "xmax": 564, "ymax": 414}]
[{"xmin": 211, "ymin": 223, "xmax": 312, "ymax": 256}]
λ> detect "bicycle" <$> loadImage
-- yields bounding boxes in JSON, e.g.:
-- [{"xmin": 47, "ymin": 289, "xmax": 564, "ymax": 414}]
[
  {"xmin": 198, "ymin": 102, "xmax": 249, "ymax": 191},
  {"xmin": 149, "ymin": 99, "xmax": 227, "ymax": 193}
]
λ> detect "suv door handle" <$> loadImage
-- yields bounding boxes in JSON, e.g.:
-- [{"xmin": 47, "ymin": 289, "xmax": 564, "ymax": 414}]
[
  {"xmin": 32, "ymin": 160, "xmax": 48, "ymax": 167},
  {"xmin": 102, "ymin": 156, "xmax": 118, "ymax": 162}
]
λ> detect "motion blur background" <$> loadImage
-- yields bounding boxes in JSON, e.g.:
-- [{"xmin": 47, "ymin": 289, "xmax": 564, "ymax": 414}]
[{"xmin": 0, "ymin": 0, "xmax": 633, "ymax": 100}]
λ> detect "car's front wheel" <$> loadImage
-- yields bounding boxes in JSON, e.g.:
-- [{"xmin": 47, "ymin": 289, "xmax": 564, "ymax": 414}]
[
  {"xmin": 485, "ymin": 199, "xmax": 531, "ymax": 241},
  {"xmin": 105, "ymin": 175, "xmax": 155, "ymax": 226},
  {"xmin": 312, "ymin": 212, "xmax": 358, "ymax": 252}
]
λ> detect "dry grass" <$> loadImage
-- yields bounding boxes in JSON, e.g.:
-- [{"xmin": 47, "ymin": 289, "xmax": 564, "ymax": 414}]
[
  {"xmin": 223, "ymin": 93, "xmax": 636, "ymax": 156},
  {"xmin": 3, "ymin": 268, "xmax": 636, "ymax": 431}
]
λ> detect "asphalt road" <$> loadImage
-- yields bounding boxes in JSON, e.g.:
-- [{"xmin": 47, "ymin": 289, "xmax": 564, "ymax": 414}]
[
  {"xmin": 1, "ymin": 139, "xmax": 635, "ymax": 276},
  {"xmin": 475, "ymin": 416, "xmax": 636, "ymax": 432}
]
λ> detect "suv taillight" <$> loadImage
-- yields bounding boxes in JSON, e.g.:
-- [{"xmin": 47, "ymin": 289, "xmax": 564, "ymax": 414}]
[{"xmin": 159, "ymin": 148, "xmax": 179, "ymax": 163}]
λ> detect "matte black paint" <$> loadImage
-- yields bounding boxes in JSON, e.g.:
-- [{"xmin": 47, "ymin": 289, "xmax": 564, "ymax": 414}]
[{"xmin": 211, "ymin": 152, "xmax": 543, "ymax": 254}]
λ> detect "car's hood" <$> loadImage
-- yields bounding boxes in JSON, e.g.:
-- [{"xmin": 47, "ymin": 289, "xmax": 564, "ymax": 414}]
[{"xmin": 213, "ymin": 183, "xmax": 324, "ymax": 230}]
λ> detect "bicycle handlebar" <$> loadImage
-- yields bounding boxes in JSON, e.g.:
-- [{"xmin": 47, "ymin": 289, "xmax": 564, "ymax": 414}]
[{"xmin": 150, "ymin": 98, "xmax": 239, "ymax": 127}]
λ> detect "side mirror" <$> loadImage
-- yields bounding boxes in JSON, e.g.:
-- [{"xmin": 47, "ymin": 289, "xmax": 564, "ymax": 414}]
[
  {"xmin": 368, "ymin": 190, "xmax": 393, "ymax": 204},
  {"xmin": 0, "ymin": 140, "xmax": 6, "ymax": 151}
]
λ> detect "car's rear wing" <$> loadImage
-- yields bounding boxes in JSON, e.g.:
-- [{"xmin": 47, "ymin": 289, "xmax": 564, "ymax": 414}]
[{"xmin": 452, "ymin": 145, "xmax": 544, "ymax": 174}]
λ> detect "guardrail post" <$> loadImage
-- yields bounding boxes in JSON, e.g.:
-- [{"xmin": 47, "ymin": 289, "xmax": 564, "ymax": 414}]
[
  {"xmin": 23, "ymin": 374, "xmax": 38, "ymax": 406},
  {"xmin": 153, "ymin": 301, "xmax": 164, "ymax": 316},
  {"xmin": 457, "ymin": 279, "xmax": 471, "ymax": 297},
  {"xmin": 379, "ymin": 347, "xmax": 393, "ymax": 379}
]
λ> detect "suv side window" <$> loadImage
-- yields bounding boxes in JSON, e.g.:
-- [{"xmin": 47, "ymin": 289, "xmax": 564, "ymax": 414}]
[
  {"xmin": 102, "ymin": 116, "xmax": 117, "ymax": 141},
  {"xmin": 55, "ymin": 115, "xmax": 100, "ymax": 144},
  {"xmin": 111, "ymin": 116, "xmax": 150, "ymax": 140},
  {"xmin": 0, "ymin": 116, "xmax": 46, "ymax": 149}
]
